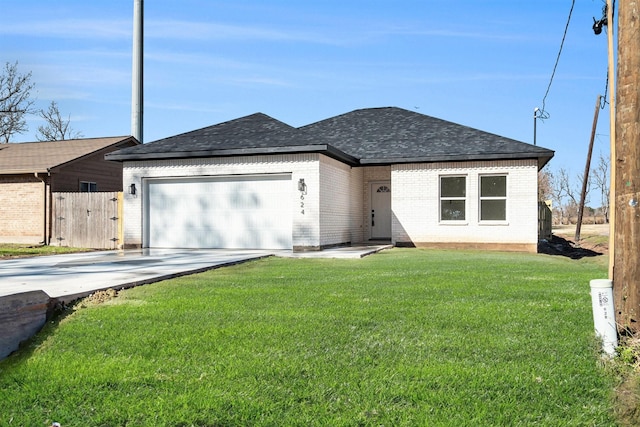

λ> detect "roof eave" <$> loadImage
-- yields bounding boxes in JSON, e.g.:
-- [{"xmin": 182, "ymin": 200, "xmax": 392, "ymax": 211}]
[
  {"xmin": 0, "ymin": 169, "xmax": 50, "ymax": 175},
  {"xmin": 360, "ymin": 152, "xmax": 554, "ymax": 169},
  {"xmin": 107, "ymin": 144, "xmax": 360, "ymax": 166}
]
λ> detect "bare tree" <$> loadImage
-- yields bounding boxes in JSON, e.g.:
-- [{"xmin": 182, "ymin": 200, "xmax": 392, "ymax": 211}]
[
  {"xmin": 557, "ymin": 168, "xmax": 581, "ymax": 207},
  {"xmin": 36, "ymin": 101, "xmax": 83, "ymax": 141},
  {"xmin": 538, "ymin": 169, "xmax": 553, "ymax": 202},
  {"xmin": 0, "ymin": 62, "xmax": 35, "ymax": 143},
  {"xmin": 548, "ymin": 167, "xmax": 588, "ymax": 224},
  {"xmin": 548, "ymin": 169, "xmax": 566, "ymax": 224},
  {"xmin": 592, "ymin": 152, "xmax": 610, "ymax": 223}
]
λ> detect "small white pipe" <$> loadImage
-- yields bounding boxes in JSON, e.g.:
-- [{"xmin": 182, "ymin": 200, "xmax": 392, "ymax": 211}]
[{"xmin": 590, "ymin": 279, "xmax": 618, "ymax": 356}]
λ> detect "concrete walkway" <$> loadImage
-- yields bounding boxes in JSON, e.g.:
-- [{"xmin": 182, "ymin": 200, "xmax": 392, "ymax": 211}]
[{"xmin": 0, "ymin": 245, "xmax": 391, "ymax": 302}]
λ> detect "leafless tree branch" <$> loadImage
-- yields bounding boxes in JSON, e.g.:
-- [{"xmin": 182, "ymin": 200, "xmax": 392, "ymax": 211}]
[
  {"xmin": 36, "ymin": 101, "xmax": 83, "ymax": 141},
  {"xmin": 0, "ymin": 61, "xmax": 35, "ymax": 143}
]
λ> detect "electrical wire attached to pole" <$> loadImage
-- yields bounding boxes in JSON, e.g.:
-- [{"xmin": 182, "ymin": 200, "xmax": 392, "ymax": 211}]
[
  {"xmin": 596, "ymin": 0, "xmax": 615, "ymax": 110},
  {"xmin": 601, "ymin": 68, "xmax": 609, "ymax": 109},
  {"xmin": 536, "ymin": 0, "xmax": 576, "ymax": 122}
]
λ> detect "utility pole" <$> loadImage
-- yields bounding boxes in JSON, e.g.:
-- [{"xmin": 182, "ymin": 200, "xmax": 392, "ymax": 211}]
[
  {"xmin": 613, "ymin": 0, "xmax": 640, "ymax": 334},
  {"xmin": 575, "ymin": 95, "xmax": 602, "ymax": 243},
  {"xmin": 607, "ymin": 0, "xmax": 616, "ymax": 280},
  {"xmin": 131, "ymin": 0, "xmax": 143, "ymax": 143}
]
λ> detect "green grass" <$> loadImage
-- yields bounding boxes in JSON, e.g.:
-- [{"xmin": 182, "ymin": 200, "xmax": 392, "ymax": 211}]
[
  {"xmin": 0, "ymin": 249, "xmax": 617, "ymax": 426},
  {"xmin": 0, "ymin": 243, "xmax": 93, "ymax": 258}
]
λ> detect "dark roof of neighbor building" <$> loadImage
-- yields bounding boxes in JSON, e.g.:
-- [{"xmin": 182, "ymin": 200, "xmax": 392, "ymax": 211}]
[
  {"xmin": 106, "ymin": 107, "xmax": 553, "ymax": 169},
  {"xmin": 0, "ymin": 136, "xmax": 138, "ymax": 174}
]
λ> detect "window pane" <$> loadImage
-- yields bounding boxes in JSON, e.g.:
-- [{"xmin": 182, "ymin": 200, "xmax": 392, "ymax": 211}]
[
  {"xmin": 481, "ymin": 176, "xmax": 506, "ymax": 197},
  {"xmin": 441, "ymin": 200, "xmax": 466, "ymax": 221},
  {"xmin": 481, "ymin": 200, "xmax": 506, "ymax": 220},
  {"xmin": 441, "ymin": 176, "xmax": 466, "ymax": 197}
]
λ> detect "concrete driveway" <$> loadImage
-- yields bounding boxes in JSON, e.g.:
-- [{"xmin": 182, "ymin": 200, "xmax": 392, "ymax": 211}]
[
  {"xmin": 0, "ymin": 249, "xmax": 273, "ymax": 302},
  {"xmin": 0, "ymin": 245, "xmax": 391, "ymax": 302}
]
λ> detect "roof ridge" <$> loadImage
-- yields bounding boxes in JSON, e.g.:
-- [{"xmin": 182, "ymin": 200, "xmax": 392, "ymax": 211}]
[{"xmin": 147, "ymin": 112, "xmax": 294, "ymax": 144}]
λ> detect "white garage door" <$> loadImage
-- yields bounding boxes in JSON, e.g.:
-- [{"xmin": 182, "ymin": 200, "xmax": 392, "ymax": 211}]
[{"xmin": 146, "ymin": 174, "xmax": 292, "ymax": 249}]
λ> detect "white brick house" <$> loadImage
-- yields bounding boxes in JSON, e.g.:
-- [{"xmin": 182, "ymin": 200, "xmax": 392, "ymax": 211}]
[{"xmin": 107, "ymin": 107, "xmax": 553, "ymax": 252}]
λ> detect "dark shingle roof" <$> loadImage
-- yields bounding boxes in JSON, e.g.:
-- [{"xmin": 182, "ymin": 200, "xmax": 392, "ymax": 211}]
[
  {"xmin": 106, "ymin": 107, "xmax": 553, "ymax": 168},
  {"xmin": 300, "ymin": 107, "xmax": 553, "ymax": 167},
  {"xmin": 107, "ymin": 113, "xmax": 297, "ymax": 156}
]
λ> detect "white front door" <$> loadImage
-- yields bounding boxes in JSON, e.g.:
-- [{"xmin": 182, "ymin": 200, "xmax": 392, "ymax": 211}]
[{"xmin": 370, "ymin": 182, "xmax": 391, "ymax": 239}]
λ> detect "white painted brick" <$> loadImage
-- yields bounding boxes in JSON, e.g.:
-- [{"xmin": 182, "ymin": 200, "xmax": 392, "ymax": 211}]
[
  {"xmin": 123, "ymin": 154, "xmax": 321, "ymax": 248},
  {"xmin": 392, "ymin": 159, "xmax": 539, "ymax": 246},
  {"xmin": 123, "ymin": 155, "xmax": 540, "ymax": 251},
  {"xmin": 319, "ymin": 156, "xmax": 364, "ymax": 246}
]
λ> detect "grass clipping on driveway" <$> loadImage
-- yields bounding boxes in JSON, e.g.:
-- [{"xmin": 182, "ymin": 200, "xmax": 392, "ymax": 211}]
[{"xmin": 0, "ymin": 249, "xmax": 617, "ymax": 426}]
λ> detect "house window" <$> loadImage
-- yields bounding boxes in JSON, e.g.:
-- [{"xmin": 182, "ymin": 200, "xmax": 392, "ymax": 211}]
[
  {"xmin": 480, "ymin": 175, "xmax": 507, "ymax": 221},
  {"xmin": 80, "ymin": 181, "xmax": 97, "ymax": 192},
  {"xmin": 440, "ymin": 176, "xmax": 466, "ymax": 221}
]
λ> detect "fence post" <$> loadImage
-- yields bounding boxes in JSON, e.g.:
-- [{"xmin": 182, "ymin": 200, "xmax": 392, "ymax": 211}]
[{"xmin": 118, "ymin": 192, "xmax": 124, "ymax": 249}]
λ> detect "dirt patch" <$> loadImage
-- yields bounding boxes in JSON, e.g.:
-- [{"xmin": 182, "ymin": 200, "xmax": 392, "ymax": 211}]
[
  {"xmin": 78, "ymin": 289, "xmax": 118, "ymax": 307},
  {"xmin": 553, "ymin": 223, "xmax": 610, "ymax": 237}
]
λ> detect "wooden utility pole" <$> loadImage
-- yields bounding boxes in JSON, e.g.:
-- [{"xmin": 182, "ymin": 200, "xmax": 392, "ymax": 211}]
[
  {"xmin": 613, "ymin": 0, "xmax": 640, "ymax": 334},
  {"xmin": 607, "ymin": 0, "xmax": 616, "ymax": 280},
  {"xmin": 575, "ymin": 95, "xmax": 602, "ymax": 242}
]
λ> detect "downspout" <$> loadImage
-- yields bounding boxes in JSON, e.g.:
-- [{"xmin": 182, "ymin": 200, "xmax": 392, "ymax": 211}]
[{"xmin": 34, "ymin": 172, "xmax": 51, "ymax": 245}]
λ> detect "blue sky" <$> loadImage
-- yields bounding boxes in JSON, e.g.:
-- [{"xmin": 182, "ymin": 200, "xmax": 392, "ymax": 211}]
[{"xmin": 2, "ymin": 0, "xmax": 612, "ymax": 176}]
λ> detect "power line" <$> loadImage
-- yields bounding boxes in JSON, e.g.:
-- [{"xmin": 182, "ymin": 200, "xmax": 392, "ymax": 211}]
[
  {"xmin": 601, "ymin": 68, "xmax": 609, "ymax": 109},
  {"xmin": 538, "ymin": 0, "xmax": 576, "ymax": 121}
]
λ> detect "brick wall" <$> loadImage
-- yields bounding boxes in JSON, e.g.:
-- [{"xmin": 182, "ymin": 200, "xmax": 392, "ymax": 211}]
[
  {"xmin": 122, "ymin": 156, "xmax": 540, "ymax": 251},
  {"xmin": 392, "ymin": 159, "xmax": 539, "ymax": 251},
  {"xmin": 319, "ymin": 156, "xmax": 364, "ymax": 247},
  {"xmin": 122, "ymin": 154, "xmax": 322, "ymax": 249},
  {"xmin": 0, "ymin": 176, "xmax": 45, "ymax": 244}
]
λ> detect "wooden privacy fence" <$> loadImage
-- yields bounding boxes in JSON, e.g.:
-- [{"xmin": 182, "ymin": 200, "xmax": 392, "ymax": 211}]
[
  {"xmin": 52, "ymin": 192, "xmax": 123, "ymax": 249},
  {"xmin": 538, "ymin": 201, "xmax": 552, "ymax": 240}
]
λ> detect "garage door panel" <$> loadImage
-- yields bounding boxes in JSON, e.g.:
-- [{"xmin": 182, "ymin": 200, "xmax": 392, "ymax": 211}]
[{"xmin": 147, "ymin": 175, "xmax": 292, "ymax": 249}]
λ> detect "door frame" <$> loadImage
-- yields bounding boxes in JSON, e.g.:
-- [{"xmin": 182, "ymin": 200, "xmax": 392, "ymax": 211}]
[{"xmin": 369, "ymin": 181, "xmax": 392, "ymax": 240}]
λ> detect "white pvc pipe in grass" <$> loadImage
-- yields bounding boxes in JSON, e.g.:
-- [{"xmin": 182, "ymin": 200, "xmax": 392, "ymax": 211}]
[{"xmin": 589, "ymin": 279, "xmax": 618, "ymax": 356}]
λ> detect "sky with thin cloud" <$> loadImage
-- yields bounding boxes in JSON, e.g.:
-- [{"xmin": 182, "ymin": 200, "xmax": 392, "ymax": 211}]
[{"xmin": 2, "ymin": 0, "xmax": 611, "ymax": 179}]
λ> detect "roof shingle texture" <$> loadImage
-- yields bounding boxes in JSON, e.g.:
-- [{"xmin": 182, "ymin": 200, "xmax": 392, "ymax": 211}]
[
  {"xmin": 106, "ymin": 107, "xmax": 553, "ymax": 166},
  {"xmin": 0, "ymin": 137, "xmax": 133, "ymax": 174},
  {"xmin": 299, "ymin": 107, "xmax": 553, "ymax": 164}
]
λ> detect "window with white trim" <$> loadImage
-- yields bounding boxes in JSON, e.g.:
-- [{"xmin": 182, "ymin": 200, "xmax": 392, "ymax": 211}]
[
  {"xmin": 480, "ymin": 175, "xmax": 507, "ymax": 221},
  {"xmin": 80, "ymin": 181, "xmax": 97, "ymax": 192},
  {"xmin": 440, "ymin": 176, "xmax": 466, "ymax": 221}
]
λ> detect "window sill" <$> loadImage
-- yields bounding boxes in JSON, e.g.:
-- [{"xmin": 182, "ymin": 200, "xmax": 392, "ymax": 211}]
[
  {"xmin": 479, "ymin": 221, "xmax": 509, "ymax": 226},
  {"xmin": 439, "ymin": 221, "xmax": 469, "ymax": 226}
]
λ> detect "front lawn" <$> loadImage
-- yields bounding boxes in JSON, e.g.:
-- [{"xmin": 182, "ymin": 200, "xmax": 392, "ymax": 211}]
[
  {"xmin": 0, "ymin": 243, "xmax": 92, "ymax": 259},
  {"xmin": 0, "ymin": 249, "xmax": 617, "ymax": 426}
]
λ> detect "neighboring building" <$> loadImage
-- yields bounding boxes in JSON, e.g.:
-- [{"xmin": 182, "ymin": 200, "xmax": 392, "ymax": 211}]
[
  {"xmin": 106, "ymin": 107, "xmax": 554, "ymax": 252},
  {"xmin": 0, "ymin": 136, "xmax": 139, "ymax": 244}
]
